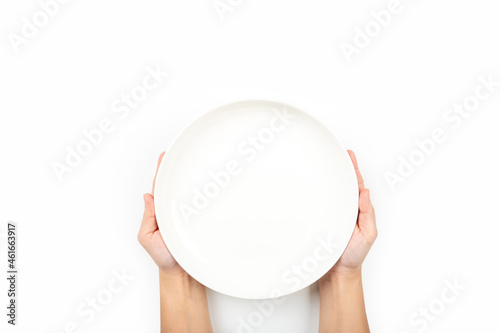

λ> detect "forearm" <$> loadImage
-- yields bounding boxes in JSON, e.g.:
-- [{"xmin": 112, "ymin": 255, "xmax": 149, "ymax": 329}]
[
  {"xmin": 318, "ymin": 269, "xmax": 369, "ymax": 333},
  {"xmin": 159, "ymin": 270, "xmax": 213, "ymax": 333}
]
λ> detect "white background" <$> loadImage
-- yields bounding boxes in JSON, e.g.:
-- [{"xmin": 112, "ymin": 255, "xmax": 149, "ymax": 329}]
[{"xmin": 1, "ymin": 0, "xmax": 499, "ymax": 332}]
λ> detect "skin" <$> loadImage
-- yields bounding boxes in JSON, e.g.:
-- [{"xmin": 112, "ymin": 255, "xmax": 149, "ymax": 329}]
[
  {"xmin": 139, "ymin": 150, "xmax": 376, "ymax": 332},
  {"xmin": 137, "ymin": 152, "xmax": 213, "ymax": 333},
  {"xmin": 319, "ymin": 150, "xmax": 378, "ymax": 333}
]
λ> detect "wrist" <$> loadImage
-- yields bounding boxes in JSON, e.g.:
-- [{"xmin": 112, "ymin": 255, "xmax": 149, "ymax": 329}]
[
  {"xmin": 159, "ymin": 262, "xmax": 189, "ymax": 277},
  {"xmin": 320, "ymin": 267, "xmax": 362, "ymax": 287},
  {"xmin": 159, "ymin": 267, "xmax": 192, "ymax": 282},
  {"xmin": 159, "ymin": 268, "xmax": 203, "ymax": 294}
]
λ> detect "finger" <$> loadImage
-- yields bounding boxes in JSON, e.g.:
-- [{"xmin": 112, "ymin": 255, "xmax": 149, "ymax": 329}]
[
  {"xmin": 151, "ymin": 152, "xmax": 166, "ymax": 194},
  {"xmin": 358, "ymin": 189, "xmax": 377, "ymax": 240},
  {"xmin": 348, "ymin": 150, "xmax": 365, "ymax": 191},
  {"xmin": 140, "ymin": 193, "xmax": 158, "ymax": 235}
]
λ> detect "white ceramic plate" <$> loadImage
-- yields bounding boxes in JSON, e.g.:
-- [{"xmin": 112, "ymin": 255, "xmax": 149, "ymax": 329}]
[{"xmin": 154, "ymin": 100, "xmax": 358, "ymax": 300}]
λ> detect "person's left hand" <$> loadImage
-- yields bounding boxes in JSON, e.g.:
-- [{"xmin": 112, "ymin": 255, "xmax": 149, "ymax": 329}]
[{"xmin": 138, "ymin": 152, "xmax": 186, "ymax": 276}]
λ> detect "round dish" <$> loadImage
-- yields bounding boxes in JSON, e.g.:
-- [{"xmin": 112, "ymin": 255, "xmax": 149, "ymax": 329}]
[{"xmin": 154, "ymin": 100, "xmax": 358, "ymax": 299}]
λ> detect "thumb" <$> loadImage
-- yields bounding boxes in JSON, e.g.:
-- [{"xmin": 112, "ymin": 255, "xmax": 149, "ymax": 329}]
[
  {"xmin": 358, "ymin": 189, "xmax": 377, "ymax": 240},
  {"xmin": 140, "ymin": 193, "xmax": 158, "ymax": 235}
]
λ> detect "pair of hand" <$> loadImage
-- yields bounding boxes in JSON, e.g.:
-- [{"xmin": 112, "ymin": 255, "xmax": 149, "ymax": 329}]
[{"xmin": 138, "ymin": 150, "xmax": 377, "ymax": 280}]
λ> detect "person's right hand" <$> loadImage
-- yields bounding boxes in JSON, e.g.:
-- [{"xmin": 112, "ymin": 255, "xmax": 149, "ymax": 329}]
[
  {"xmin": 138, "ymin": 152, "xmax": 186, "ymax": 276},
  {"xmin": 322, "ymin": 150, "xmax": 378, "ymax": 278}
]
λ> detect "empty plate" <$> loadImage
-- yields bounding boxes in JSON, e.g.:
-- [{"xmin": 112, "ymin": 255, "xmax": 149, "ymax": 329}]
[{"xmin": 154, "ymin": 100, "xmax": 358, "ymax": 299}]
